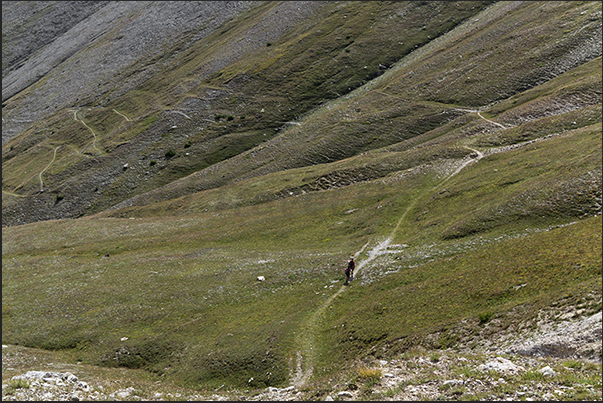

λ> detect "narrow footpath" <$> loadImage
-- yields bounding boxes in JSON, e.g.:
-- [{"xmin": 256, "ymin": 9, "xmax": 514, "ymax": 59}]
[
  {"xmin": 292, "ymin": 145, "xmax": 485, "ymax": 387},
  {"xmin": 38, "ymin": 146, "xmax": 61, "ymax": 192}
]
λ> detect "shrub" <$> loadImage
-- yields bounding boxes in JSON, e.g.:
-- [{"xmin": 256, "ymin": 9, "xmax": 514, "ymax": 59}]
[
  {"xmin": 214, "ymin": 114, "xmax": 235, "ymax": 122},
  {"xmin": 164, "ymin": 149, "xmax": 176, "ymax": 158},
  {"xmin": 478, "ymin": 311, "xmax": 494, "ymax": 324},
  {"xmin": 356, "ymin": 365, "xmax": 382, "ymax": 386}
]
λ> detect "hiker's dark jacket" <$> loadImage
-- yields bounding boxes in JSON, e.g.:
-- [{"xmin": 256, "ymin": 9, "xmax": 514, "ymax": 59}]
[{"xmin": 346, "ymin": 260, "xmax": 355, "ymax": 272}]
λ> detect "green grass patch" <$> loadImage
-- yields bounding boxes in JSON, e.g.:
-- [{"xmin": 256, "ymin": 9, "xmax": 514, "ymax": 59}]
[{"xmin": 314, "ymin": 216, "xmax": 601, "ymax": 373}]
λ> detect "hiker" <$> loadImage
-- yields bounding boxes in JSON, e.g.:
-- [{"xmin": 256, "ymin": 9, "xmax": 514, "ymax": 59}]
[{"xmin": 344, "ymin": 257, "xmax": 355, "ymax": 285}]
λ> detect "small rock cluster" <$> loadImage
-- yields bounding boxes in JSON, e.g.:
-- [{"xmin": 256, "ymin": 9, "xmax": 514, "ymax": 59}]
[{"xmin": 3, "ymin": 370, "xmax": 90, "ymax": 401}]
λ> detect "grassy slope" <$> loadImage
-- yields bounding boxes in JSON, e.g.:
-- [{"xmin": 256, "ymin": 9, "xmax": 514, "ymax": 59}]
[
  {"xmin": 319, "ymin": 216, "xmax": 602, "ymax": 369},
  {"xmin": 3, "ymin": 116, "xmax": 601, "ymax": 389},
  {"xmin": 2, "ymin": 1, "xmax": 492, "ymax": 224},
  {"xmin": 2, "ymin": 0, "xmax": 602, "ymax": 393},
  {"xmin": 97, "ymin": 56, "xmax": 601, "ymax": 222},
  {"xmin": 97, "ymin": 1, "xmax": 602, "ymax": 212}
]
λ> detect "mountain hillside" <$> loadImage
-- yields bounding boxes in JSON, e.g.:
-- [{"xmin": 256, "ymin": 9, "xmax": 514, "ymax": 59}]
[{"xmin": 2, "ymin": 1, "xmax": 602, "ymax": 400}]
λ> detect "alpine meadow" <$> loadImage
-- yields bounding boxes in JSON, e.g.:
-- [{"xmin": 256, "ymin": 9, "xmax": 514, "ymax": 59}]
[{"xmin": 2, "ymin": 1, "xmax": 602, "ymax": 401}]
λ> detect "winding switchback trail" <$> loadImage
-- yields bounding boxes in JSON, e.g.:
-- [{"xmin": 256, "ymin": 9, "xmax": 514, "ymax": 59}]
[
  {"xmin": 112, "ymin": 109, "xmax": 131, "ymax": 121},
  {"xmin": 292, "ymin": 146, "xmax": 484, "ymax": 387},
  {"xmin": 476, "ymin": 111, "xmax": 507, "ymax": 129},
  {"xmin": 455, "ymin": 107, "xmax": 508, "ymax": 129},
  {"xmin": 39, "ymin": 146, "xmax": 61, "ymax": 192},
  {"xmin": 167, "ymin": 110, "xmax": 192, "ymax": 120},
  {"xmin": 71, "ymin": 109, "xmax": 102, "ymax": 154}
]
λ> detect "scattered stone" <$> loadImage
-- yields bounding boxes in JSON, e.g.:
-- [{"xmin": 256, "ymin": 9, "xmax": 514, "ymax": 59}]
[
  {"xmin": 442, "ymin": 379, "xmax": 463, "ymax": 386},
  {"xmin": 478, "ymin": 357, "xmax": 525, "ymax": 374},
  {"xmin": 539, "ymin": 366, "xmax": 556, "ymax": 377},
  {"xmin": 116, "ymin": 387, "xmax": 135, "ymax": 398},
  {"xmin": 257, "ymin": 276, "xmax": 265, "ymax": 281}
]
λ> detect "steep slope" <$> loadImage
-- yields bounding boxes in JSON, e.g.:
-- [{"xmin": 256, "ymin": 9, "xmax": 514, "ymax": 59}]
[
  {"xmin": 1, "ymin": 1, "xmax": 260, "ymax": 141},
  {"xmin": 105, "ymin": 0, "xmax": 602, "ymax": 215},
  {"xmin": 3, "ymin": 0, "xmax": 495, "ymax": 226},
  {"xmin": 3, "ymin": 1, "xmax": 601, "ymax": 228},
  {"xmin": 1, "ymin": 1, "xmax": 110, "ymax": 81}
]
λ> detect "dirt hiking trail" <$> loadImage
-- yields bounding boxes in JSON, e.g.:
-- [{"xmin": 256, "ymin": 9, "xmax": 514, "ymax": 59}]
[{"xmin": 292, "ymin": 145, "xmax": 485, "ymax": 388}]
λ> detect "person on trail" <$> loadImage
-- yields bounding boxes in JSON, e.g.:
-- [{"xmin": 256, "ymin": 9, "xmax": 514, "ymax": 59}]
[{"xmin": 344, "ymin": 257, "xmax": 355, "ymax": 285}]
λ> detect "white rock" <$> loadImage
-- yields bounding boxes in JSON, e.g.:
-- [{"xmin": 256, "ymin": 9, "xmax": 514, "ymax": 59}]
[
  {"xmin": 324, "ymin": 396, "xmax": 334, "ymax": 401},
  {"xmin": 337, "ymin": 391, "xmax": 354, "ymax": 397},
  {"xmin": 539, "ymin": 366, "xmax": 556, "ymax": 377},
  {"xmin": 478, "ymin": 357, "xmax": 525, "ymax": 374},
  {"xmin": 257, "ymin": 276, "xmax": 265, "ymax": 281},
  {"xmin": 117, "ymin": 390, "xmax": 131, "ymax": 398}
]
